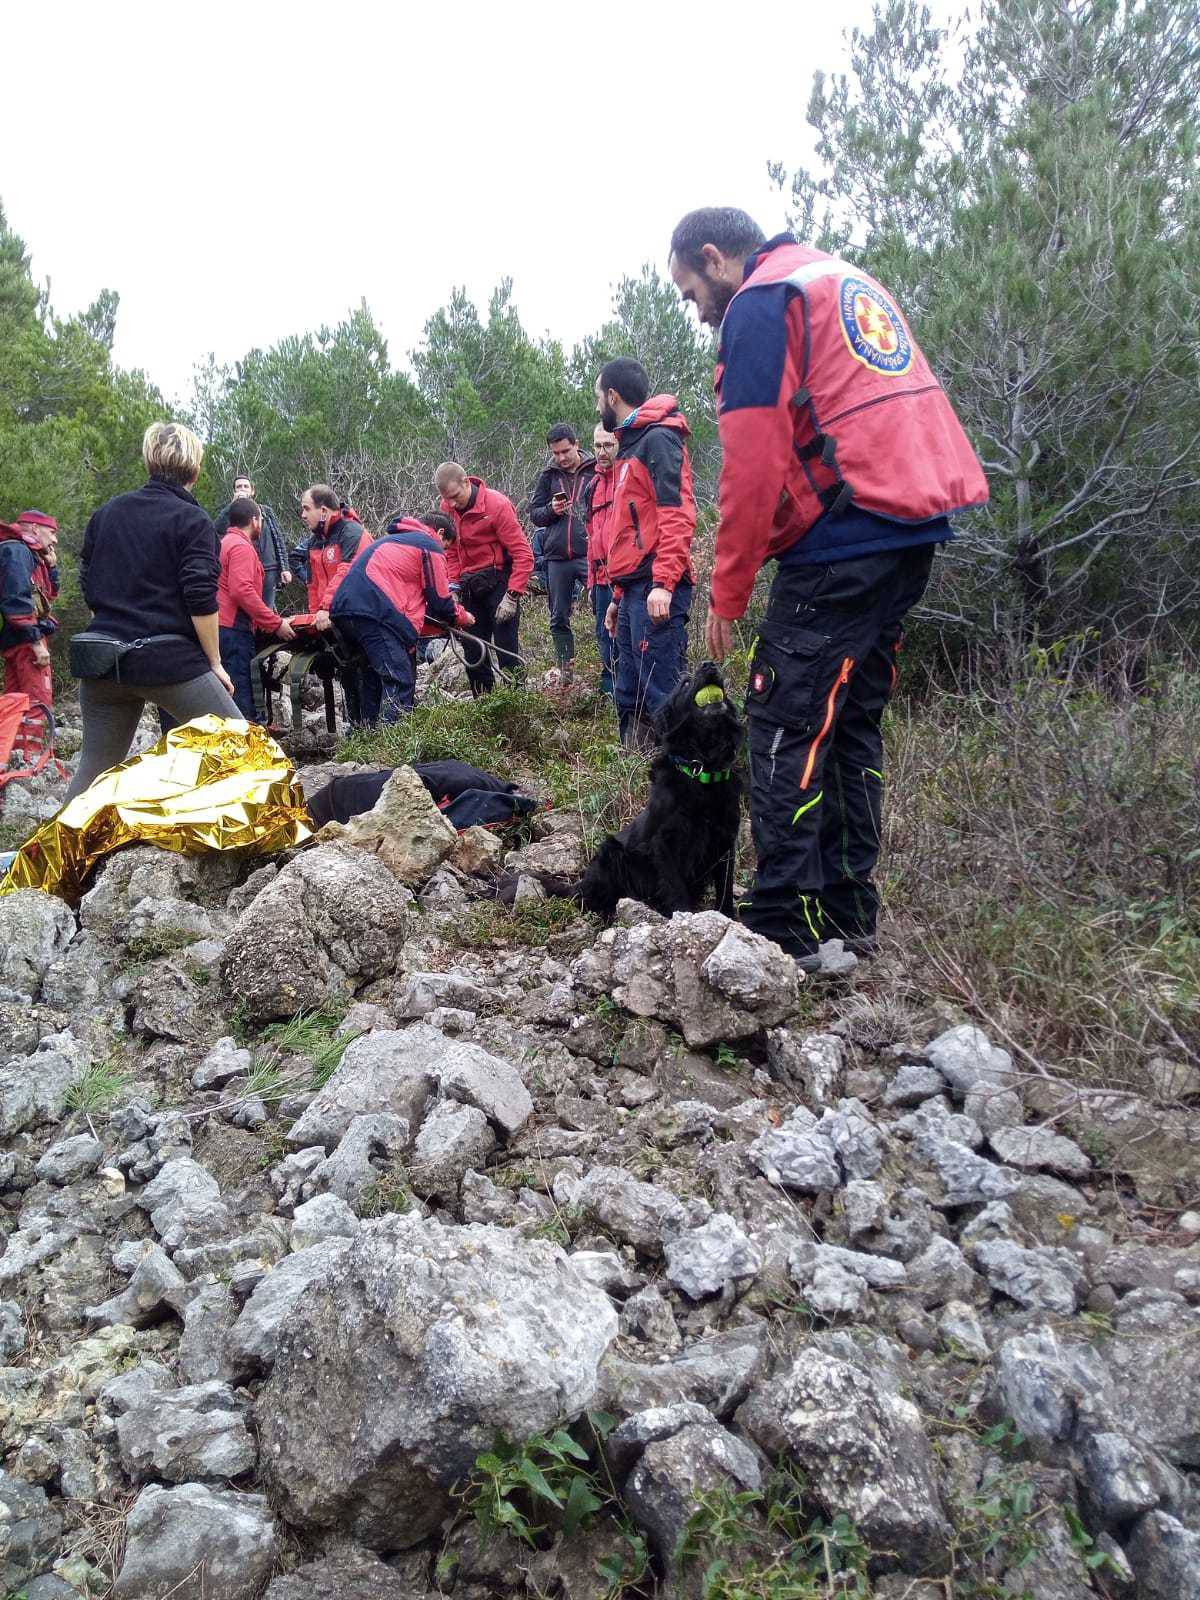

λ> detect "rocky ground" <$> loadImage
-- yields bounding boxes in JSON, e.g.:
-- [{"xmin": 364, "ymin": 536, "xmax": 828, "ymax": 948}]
[{"xmin": 1, "ymin": 735, "xmax": 1199, "ymax": 1600}]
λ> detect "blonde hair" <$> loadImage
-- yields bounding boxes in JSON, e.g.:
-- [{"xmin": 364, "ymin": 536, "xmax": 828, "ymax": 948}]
[
  {"xmin": 434, "ymin": 461, "xmax": 467, "ymax": 492},
  {"xmin": 143, "ymin": 421, "xmax": 204, "ymax": 486}
]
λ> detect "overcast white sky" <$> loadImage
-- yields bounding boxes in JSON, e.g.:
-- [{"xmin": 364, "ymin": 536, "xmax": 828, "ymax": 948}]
[{"xmin": 5, "ymin": 0, "xmax": 879, "ymax": 406}]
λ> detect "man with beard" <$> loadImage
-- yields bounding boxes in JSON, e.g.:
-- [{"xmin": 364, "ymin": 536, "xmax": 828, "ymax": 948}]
[
  {"xmin": 528, "ymin": 424, "xmax": 595, "ymax": 681},
  {"xmin": 215, "ymin": 474, "xmax": 291, "ymax": 607},
  {"xmin": 668, "ymin": 206, "xmax": 987, "ymax": 971},
  {"xmin": 595, "ymin": 358, "xmax": 696, "ymax": 749}
]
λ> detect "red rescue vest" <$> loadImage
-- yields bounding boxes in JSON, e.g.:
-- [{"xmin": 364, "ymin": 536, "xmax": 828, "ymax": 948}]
[{"xmin": 726, "ymin": 243, "xmax": 987, "ymax": 534}]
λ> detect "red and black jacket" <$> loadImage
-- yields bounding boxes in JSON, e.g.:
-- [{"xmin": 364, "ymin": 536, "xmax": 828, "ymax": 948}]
[
  {"xmin": 439, "ymin": 478, "xmax": 534, "ymax": 595},
  {"xmin": 528, "ymin": 457, "xmax": 597, "ymax": 562},
  {"xmin": 0, "ymin": 524, "xmax": 58, "ymax": 653},
  {"xmin": 710, "ymin": 234, "xmax": 988, "ymax": 619},
  {"xmin": 604, "ymin": 395, "xmax": 696, "ymax": 595},
  {"xmin": 585, "ymin": 468, "xmax": 617, "ymax": 590},
  {"xmin": 305, "ymin": 509, "xmax": 372, "ymax": 613},
  {"xmin": 331, "ymin": 517, "xmax": 472, "ymax": 639}
]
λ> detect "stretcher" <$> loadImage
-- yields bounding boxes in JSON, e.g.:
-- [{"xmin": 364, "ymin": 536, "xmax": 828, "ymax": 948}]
[
  {"xmin": 250, "ymin": 615, "xmax": 359, "ymax": 735},
  {"xmin": 0, "ymin": 692, "xmax": 66, "ymax": 806}
]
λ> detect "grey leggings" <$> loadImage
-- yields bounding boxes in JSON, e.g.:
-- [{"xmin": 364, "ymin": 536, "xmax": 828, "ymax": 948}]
[{"xmin": 64, "ymin": 671, "xmax": 242, "ymax": 802}]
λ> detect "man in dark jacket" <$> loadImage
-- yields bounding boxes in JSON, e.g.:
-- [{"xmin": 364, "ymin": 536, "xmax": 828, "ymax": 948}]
[
  {"xmin": 595, "ymin": 359, "xmax": 696, "ymax": 748},
  {"xmin": 435, "ymin": 463, "xmax": 533, "ymax": 697},
  {"xmin": 528, "ymin": 425, "xmax": 595, "ymax": 679},
  {"xmin": 668, "ymin": 205, "xmax": 987, "ymax": 971},
  {"xmin": 214, "ymin": 474, "xmax": 291, "ymax": 608}
]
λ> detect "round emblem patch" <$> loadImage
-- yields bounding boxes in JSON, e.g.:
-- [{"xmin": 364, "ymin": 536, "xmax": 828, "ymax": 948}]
[{"xmin": 838, "ymin": 277, "xmax": 912, "ymax": 375}]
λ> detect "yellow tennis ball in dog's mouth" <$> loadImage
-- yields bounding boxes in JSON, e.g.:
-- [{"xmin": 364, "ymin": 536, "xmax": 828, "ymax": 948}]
[{"xmin": 694, "ymin": 685, "xmax": 724, "ymax": 706}]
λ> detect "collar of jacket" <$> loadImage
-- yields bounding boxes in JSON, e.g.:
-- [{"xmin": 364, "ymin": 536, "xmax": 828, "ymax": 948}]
[
  {"xmin": 670, "ymin": 757, "xmax": 733, "ymax": 783},
  {"xmin": 742, "ymin": 231, "xmax": 798, "ymax": 282},
  {"xmin": 147, "ymin": 476, "xmax": 200, "ymax": 505}
]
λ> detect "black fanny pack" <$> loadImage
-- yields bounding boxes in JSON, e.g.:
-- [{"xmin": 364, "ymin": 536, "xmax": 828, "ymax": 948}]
[{"xmin": 69, "ymin": 631, "xmax": 190, "ymax": 681}]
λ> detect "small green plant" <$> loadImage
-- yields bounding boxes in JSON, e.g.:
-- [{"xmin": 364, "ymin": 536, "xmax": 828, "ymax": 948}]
[
  {"xmin": 714, "ymin": 1042, "xmax": 741, "ymax": 1070},
  {"xmin": 596, "ymin": 1527, "xmax": 652, "ymax": 1598},
  {"xmin": 64, "ymin": 1060, "xmax": 135, "ymax": 1114},
  {"xmin": 680, "ymin": 1472, "xmax": 871, "ymax": 1599},
  {"xmin": 245, "ymin": 1001, "xmax": 359, "ymax": 1091},
  {"xmin": 120, "ymin": 926, "xmax": 202, "ymax": 967},
  {"xmin": 1062, "ymin": 1505, "xmax": 1123, "ymax": 1576},
  {"xmin": 466, "ymin": 1429, "xmax": 606, "ymax": 1549},
  {"xmin": 359, "ymin": 1170, "xmax": 413, "ymax": 1218},
  {"xmin": 455, "ymin": 897, "xmax": 592, "ymax": 950}
]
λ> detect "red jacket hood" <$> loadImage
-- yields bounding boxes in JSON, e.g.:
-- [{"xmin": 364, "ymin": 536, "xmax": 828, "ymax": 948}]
[
  {"xmin": 620, "ymin": 394, "xmax": 691, "ymax": 438},
  {"xmin": 0, "ymin": 522, "xmax": 44, "ymax": 552}
]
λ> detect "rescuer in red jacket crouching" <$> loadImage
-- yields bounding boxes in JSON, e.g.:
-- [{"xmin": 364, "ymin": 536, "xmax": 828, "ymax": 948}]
[
  {"xmin": 668, "ymin": 207, "xmax": 988, "ymax": 971},
  {"xmin": 330, "ymin": 515, "xmax": 474, "ymax": 724}
]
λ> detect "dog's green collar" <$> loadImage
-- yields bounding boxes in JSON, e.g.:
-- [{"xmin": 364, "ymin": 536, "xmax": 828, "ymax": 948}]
[{"xmin": 671, "ymin": 758, "xmax": 733, "ymax": 784}]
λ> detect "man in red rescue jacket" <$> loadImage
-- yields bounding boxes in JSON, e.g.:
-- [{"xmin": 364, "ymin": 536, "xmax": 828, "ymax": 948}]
[
  {"xmin": 585, "ymin": 424, "xmax": 619, "ymax": 699},
  {"xmin": 0, "ymin": 510, "xmax": 60, "ymax": 704},
  {"xmin": 435, "ymin": 463, "xmax": 532, "ymax": 697},
  {"xmin": 594, "ymin": 358, "xmax": 696, "ymax": 748},
  {"xmin": 668, "ymin": 207, "xmax": 988, "ymax": 971},
  {"xmin": 217, "ymin": 498, "xmax": 295, "ymax": 720},
  {"xmin": 331, "ymin": 515, "xmax": 474, "ymax": 724},
  {"xmin": 297, "ymin": 484, "xmax": 372, "ymax": 628}
]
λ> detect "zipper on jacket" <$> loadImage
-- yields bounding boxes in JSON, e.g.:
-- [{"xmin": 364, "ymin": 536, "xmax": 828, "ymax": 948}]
[
  {"xmin": 628, "ymin": 501, "xmax": 643, "ymax": 550},
  {"xmin": 800, "ymin": 656, "xmax": 854, "ymax": 789}
]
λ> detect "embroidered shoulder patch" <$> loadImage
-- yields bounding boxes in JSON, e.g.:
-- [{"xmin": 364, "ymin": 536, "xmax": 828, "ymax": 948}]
[{"xmin": 838, "ymin": 277, "xmax": 913, "ymax": 375}]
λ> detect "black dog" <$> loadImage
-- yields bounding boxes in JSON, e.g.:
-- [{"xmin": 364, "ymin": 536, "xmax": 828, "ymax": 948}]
[{"xmin": 574, "ymin": 660, "xmax": 745, "ymax": 920}]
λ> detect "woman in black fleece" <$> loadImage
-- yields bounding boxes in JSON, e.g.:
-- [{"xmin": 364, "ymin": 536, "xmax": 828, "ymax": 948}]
[{"xmin": 63, "ymin": 421, "xmax": 242, "ymax": 801}]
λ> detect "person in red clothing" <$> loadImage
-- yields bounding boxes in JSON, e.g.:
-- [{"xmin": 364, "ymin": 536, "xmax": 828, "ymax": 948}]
[
  {"xmin": 0, "ymin": 509, "xmax": 60, "ymax": 704},
  {"xmin": 331, "ymin": 515, "xmax": 474, "ymax": 724},
  {"xmin": 435, "ymin": 463, "xmax": 533, "ymax": 697},
  {"xmin": 586, "ymin": 425, "xmax": 618, "ymax": 699},
  {"xmin": 594, "ymin": 358, "xmax": 696, "ymax": 748},
  {"xmin": 217, "ymin": 499, "xmax": 295, "ymax": 720},
  {"xmin": 297, "ymin": 484, "xmax": 372, "ymax": 629},
  {"xmin": 668, "ymin": 206, "xmax": 988, "ymax": 970}
]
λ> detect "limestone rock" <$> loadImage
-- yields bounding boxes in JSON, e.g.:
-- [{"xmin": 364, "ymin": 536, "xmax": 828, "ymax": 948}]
[
  {"xmin": 263, "ymin": 1545, "xmax": 419, "ymax": 1599},
  {"xmin": 0, "ymin": 1468, "xmax": 63, "ymax": 1595},
  {"xmin": 303, "ymin": 1115, "xmax": 409, "ymax": 1208},
  {"xmin": 738, "ymin": 1349, "xmax": 951, "ymax": 1573},
  {"xmin": 286, "ymin": 1026, "xmax": 439, "ymax": 1151},
  {"xmin": 924, "ymin": 1025, "xmax": 1015, "ymax": 1097},
  {"xmin": 0, "ymin": 1031, "xmax": 89, "ymax": 1137},
  {"xmin": 972, "ymin": 1239, "xmax": 1085, "ymax": 1314},
  {"xmin": 575, "ymin": 1165, "xmax": 686, "ymax": 1255},
  {"xmin": 221, "ymin": 843, "xmax": 412, "ymax": 1021},
  {"xmin": 116, "ymin": 1381, "xmax": 257, "ymax": 1483},
  {"xmin": 407, "ymin": 1100, "xmax": 496, "ymax": 1199},
  {"xmin": 34, "ymin": 1133, "xmax": 104, "ymax": 1185},
  {"xmin": 0, "ymin": 889, "xmax": 75, "ymax": 1000},
  {"xmin": 227, "ymin": 1238, "xmax": 353, "ymax": 1379},
  {"xmin": 257, "ymin": 1214, "xmax": 618, "ymax": 1547},
  {"xmin": 339, "ymin": 765, "xmax": 457, "ymax": 886},
  {"xmin": 625, "ymin": 1422, "xmax": 762, "ymax": 1569},
  {"xmin": 1127, "ymin": 1510, "xmax": 1200, "ymax": 1600},
  {"xmin": 113, "ymin": 1483, "xmax": 276, "ymax": 1600},
  {"xmin": 663, "ymin": 1213, "xmax": 762, "ymax": 1300},
  {"xmin": 988, "ymin": 1124, "xmax": 1091, "ymax": 1180}
]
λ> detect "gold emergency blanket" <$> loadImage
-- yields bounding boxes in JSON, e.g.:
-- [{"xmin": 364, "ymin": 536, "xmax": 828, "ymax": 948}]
[{"xmin": 0, "ymin": 716, "xmax": 312, "ymax": 904}]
